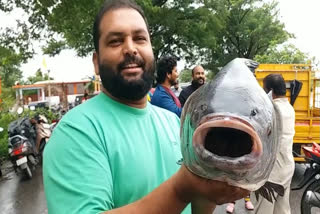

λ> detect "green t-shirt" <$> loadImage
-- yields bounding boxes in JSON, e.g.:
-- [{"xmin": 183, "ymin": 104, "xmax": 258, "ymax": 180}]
[{"xmin": 43, "ymin": 93, "xmax": 190, "ymax": 214}]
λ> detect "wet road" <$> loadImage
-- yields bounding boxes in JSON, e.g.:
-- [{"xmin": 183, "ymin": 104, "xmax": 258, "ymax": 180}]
[
  {"xmin": 0, "ymin": 162, "xmax": 47, "ymax": 214},
  {"xmin": 0, "ymin": 162, "xmax": 314, "ymax": 214}
]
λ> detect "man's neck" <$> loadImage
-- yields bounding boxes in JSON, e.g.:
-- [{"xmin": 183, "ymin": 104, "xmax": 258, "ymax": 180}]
[
  {"xmin": 102, "ymin": 88, "xmax": 147, "ymax": 109},
  {"xmin": 161, "ymin": 80, "xmax": 172, "ymax": 89},
  {"xmin": 273, "ymin": 94, "xmax": 287, "ymax": 99}
]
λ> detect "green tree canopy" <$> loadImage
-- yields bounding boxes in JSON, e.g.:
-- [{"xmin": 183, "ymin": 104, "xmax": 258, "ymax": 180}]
[
  {"xmin": 179, "ymin": 69, "xmax": 192, "ymax": 83},
  {"xmin": 26, "ymin": 69, "xmax": 53, "ymax": 84},
  {"xmin": 203, "ymin": 0, "xmax": 291, "ymax": 73},
  {"xmin": 1, "ymin": 0, "xmax": 293, "ymax": 75},
  {"xmin": 254, "ymin": 43, "xmax": 311, "ymax": 64},
  {"xmin": 0, "ymin": 10, "xmax": 35, "ymax": 87},
  {"xmin": 0, "ymin": 46, "xmax": 23, "ymax": 87}
]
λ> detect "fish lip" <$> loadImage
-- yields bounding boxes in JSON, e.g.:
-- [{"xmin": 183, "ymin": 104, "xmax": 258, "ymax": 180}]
[{"xmin": 192, "ymin": 114, "xmax": 262, "ymax": 171}]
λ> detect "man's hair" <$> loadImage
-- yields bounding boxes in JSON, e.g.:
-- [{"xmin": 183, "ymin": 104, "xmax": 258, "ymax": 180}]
[
  {"xmin": 191, "ymin": 65, "xmax": 202, "ymax": 75},
  {"xmin": 263, "ymin": 74, "xmax": 286, "ymax": 96},
  {"xmin": 156, "ymin": 56, "xmax": 177, "ymax": 84},
  {"xmin": 93, "ymin": 0, "xmax": 149, "ymax": 53}
]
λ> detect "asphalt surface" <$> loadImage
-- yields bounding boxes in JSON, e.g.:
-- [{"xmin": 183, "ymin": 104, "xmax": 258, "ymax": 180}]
[
  {"xmin": 0, "ymin": 162, "xmax": 317, "ymax": 214},
  {"xmin": 0, "ymin": 161, "xmax": 47, "ymax": 214}
]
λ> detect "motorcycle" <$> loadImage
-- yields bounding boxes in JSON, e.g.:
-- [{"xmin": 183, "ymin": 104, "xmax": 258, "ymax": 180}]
[
  {"xmin": 292, "ymin": 142, "xmax": 320, "ymax": 214},
  {"xmin": 8, "ymin": 108, "xmax": 51, "ymax": 179},
  {"xmin": 8, "ymin": 116, "xmax": 37, "ymax": 179}
]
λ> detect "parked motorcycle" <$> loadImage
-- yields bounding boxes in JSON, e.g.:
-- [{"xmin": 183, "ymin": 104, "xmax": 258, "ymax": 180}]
[
  {"xmin": 8, "ymin": 116, "xmax": 37, "ymax": 179},
  {"xmin": 292, "ymin": 142, "xmax": 320, "ymax": 214},
  {"xmin": 8, "ymin": 108, "xmax": 51, "ymax": 179}
]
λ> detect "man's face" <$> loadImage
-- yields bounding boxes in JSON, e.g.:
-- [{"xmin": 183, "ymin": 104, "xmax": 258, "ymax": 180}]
[
  {"xmin": 168, "ymin": 66, "xmax": 179, "ymax": 86},
  {"xmin": 93, "ymin": 8, "xmax": 155, "ymax": 100},
  {"xmin": 192, "ymin": 66, "xmax": 205, "ymax": 85}
]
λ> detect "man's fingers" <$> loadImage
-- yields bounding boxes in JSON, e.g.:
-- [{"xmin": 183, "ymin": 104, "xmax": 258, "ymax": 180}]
[{"xmin": 214, "ymin": 187, "xmax": 250, "ymax": 205}]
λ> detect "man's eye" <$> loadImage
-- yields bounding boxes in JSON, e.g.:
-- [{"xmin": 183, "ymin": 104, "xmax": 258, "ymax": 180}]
[
  {"xmin": 135, "ymin": 36, "xmax": 146, "ymax": 41},
  {"xmin": 108, "ymin": 39, "xmax": 121, "ymax": 45}
]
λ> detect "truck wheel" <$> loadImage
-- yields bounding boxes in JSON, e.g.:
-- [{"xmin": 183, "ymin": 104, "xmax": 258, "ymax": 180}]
[{"xmin": 301, "ymin": 180, "xmax": 320, "ymax": 214}]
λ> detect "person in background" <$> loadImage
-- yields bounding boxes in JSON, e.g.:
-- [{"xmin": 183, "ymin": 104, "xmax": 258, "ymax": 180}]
[
  {"xmin": 81, "ymin": 92, "xmax": 89, "ymax": 103},
  {"xmin": 225, "ymin": 196, "xmax": 254, "ymax": 213},
  {"xmin": 27, "ymin": 96, "xmax": 33, "ymax": 104},
  {"xmin": 151, "ymin": 55, "xmax": 182, "ymax": 117},
  {"xmin": 147, "ymin": 88, "xmax": 155, "ymax": 102},
  {"xmin": 172, "ymin": 80, "xmax": 182, "ymax": 97},
  {"xmin": 252, "ymin": 74, "xmax": 295, "ymax": 214},
  {"xmin": 179, "ymin": 65, "xmax": 206, "ymax": 107},
  {"xmin": 43, "ymin": 0, "xmax": 250, "ymax": 213}
]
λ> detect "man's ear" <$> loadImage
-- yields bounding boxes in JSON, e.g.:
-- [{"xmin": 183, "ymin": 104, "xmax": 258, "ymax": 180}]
[
  {"xmin": 93, "ymin": 52, "xmax": 99, "ymax": 75},
  {"xmin": 166, "ymin": 72, "xmax": 171, "ymax": 79}
]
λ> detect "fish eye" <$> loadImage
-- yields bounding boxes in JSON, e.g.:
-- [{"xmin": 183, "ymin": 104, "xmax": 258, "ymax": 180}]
[
  {"xmin": 250, "ymin": 109, "xmax": 258, "ymax": 117},
  {"xmin": 200, "ymin": 104, "xmax": 207, "ymax": 111}
]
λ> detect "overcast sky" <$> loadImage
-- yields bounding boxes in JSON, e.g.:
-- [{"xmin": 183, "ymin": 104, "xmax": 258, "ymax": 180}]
[{"xmin": 2, "ymin": 0, "xmax": 320, "ymax": 81}]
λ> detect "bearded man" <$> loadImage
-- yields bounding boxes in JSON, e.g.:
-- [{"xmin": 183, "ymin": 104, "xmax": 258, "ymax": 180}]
[{"xmin": 179, "ymin": 65, "xmax": 206, "ymax": 107}]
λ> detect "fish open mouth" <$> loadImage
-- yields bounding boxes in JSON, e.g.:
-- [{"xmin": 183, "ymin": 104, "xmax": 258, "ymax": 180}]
[{"xmin": 192, "ymin": 115, "xmax": 262, "ymax": 170}]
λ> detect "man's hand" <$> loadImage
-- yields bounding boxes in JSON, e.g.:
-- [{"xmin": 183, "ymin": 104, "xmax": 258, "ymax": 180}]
[{"xmin": 174, "ymin": 165, "xmax": 250, "ymax": 205}]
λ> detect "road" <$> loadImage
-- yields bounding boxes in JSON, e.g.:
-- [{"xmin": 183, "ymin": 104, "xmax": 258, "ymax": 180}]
[
  {"xmin": 0, "ymin": 162, "xmax": 316, "ymax": 214},
  {"xmin": 0, "ymin": 162, "xmax": 47, "ymax": 214}
]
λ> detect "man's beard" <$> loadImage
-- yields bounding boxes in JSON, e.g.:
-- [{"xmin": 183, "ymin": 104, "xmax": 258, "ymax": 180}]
[
  {"xmin": 192, "ymin": 78, "xmax": 205, "ymax": 88},
  {"xmin": 99, "ymin": 55, "xmax": 155, "ymax": 101},
  {"xmin": 169, "ymin": 78, "xmax": 178, "ymax": 86}
]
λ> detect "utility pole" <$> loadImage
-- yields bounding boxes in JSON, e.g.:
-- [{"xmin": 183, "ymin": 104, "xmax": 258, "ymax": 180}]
[
  {"xmin": 48, "ymin": 69, "xmax": 51, "ymax": 110},
  {"xmin": 48, "ymin": 69, "xmax": 51, "ymax": 97}
]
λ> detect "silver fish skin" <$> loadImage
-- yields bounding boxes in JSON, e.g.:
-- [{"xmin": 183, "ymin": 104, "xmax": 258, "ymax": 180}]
[{"xmin": 180, "ymin": 58, "xmax": 282, "ymax": 192}]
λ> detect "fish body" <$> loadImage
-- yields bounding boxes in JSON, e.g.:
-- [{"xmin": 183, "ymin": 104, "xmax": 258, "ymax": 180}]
[{"xmin": 180, "ymin": 58, "xmax": 282, "ymax": 195}]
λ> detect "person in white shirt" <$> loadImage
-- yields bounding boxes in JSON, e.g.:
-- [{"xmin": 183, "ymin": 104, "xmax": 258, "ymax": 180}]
[{"xmin": 253, "ymin": 74, "xmax": 295, "ymax": 214}]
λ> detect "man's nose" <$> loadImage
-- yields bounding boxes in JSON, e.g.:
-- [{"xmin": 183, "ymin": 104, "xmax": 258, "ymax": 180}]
[{"xmin": 123, "ymin": 39, "xmax": 138, "ymax": 56}]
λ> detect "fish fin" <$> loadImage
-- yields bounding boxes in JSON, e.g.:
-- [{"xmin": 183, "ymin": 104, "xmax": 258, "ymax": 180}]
[
  {"xmin": 242, "ymin": 58, "xmax": 259, "ymax": 73},
  {"xmin": 254, "ymin": 191, "xmax": 260, "ymax": 201},
  {"xmin": 255, "ymin": 182, "xmax": 284, "ymax": 203}
]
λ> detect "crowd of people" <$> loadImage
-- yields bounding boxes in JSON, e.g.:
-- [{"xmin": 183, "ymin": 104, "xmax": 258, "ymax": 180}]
[{"xmin": 43, "ymin": 0, "xmax": 296, "ymax": 213}]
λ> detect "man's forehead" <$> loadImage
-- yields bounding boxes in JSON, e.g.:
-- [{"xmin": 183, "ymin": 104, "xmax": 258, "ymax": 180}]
[
  {"xmin": 194, "ymin": 66, "xmax": 204, "ymax": 72},
  {"xmin": 100, "ymin": 8, "xmax": 148, "ymax": 35}
]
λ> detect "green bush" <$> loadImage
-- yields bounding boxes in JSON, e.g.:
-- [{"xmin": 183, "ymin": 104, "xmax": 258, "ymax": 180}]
[{"xmin": 0, "ymin": 113, "xmax": 17, "ymax": 159}]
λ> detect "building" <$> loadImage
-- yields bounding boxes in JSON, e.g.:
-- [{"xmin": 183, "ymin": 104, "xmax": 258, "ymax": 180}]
[{"xmin": 12, "ymin": 79, "xmax": 96, "ymax": 108}]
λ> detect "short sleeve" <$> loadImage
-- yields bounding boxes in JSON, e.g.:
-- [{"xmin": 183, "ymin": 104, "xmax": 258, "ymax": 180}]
[{"xmin": 43, "ymin": 120, "xmax": 114, "ymax": 214}]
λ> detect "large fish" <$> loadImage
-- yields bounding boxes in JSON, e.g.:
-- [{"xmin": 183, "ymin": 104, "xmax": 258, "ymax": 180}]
[{"xmin": 180, "ymin": 58, "xmax": 284, "ymax": 202}]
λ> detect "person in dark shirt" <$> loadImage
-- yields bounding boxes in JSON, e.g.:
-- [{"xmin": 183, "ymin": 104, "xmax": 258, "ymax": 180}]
[{"xmin": 179, "ymin": 65, "xmax": 206, "ymax": 107}]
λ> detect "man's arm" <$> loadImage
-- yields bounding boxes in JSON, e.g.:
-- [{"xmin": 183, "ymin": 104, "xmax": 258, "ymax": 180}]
[
  {"xmin": 44, "ymin": 117, "xmax": 249, "ymax": 214},
  {"xmin": 103, "ymin": 166, "xmax": 249, "ymax": 214},
  {"xmin": 191, "ymin": 199, "xmax": 216, "ymax": 214}
]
